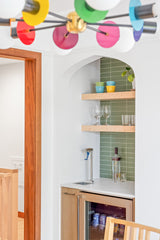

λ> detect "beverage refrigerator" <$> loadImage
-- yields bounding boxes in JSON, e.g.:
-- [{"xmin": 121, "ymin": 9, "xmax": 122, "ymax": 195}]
[{"xmin": 79, "ymin": 192, "xmax": 134, "ymax": 240}]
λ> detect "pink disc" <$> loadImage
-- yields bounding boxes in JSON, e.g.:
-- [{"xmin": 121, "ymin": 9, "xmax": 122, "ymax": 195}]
[
  {"xmin": 96, "ymin": 21, "xmax": 120, "ymax": 48},
  {"xmin": 17, "ymin": 19, "xmax": 35, "ymax": 45},
  {"xmin": 53, "ymin": 26, "xmax": 79, "ymax": 50}
]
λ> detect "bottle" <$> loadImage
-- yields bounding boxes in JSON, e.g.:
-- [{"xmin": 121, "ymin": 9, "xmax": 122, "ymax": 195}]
[{"xmin": 112, "ymin": 147, "xmax": 121, "ymax": 182}]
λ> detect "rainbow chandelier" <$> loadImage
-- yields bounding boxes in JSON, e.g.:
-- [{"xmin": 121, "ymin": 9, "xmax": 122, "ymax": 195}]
[{"xmin": 0, "ymin": 0, "xmax": 159, "ymax": 52}]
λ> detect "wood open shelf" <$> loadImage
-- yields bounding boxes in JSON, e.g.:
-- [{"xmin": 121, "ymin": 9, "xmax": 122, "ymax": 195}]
[
  {"xmin": 81, "ymin": 91, "xmax": 135, "ymax": 101},
  {"xmin": 82, "ymin": 125, "xmax": 135, "ymax": 133}
]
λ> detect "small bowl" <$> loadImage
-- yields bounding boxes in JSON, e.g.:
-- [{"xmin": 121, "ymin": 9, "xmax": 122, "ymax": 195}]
[
  {"xmin": 106, "ymin": 86, "xmax": 116, "ymax": 93},
  {"xmin": 96, "ymin": 82, "xmax": 104, "ymax": 86},
  {"xmin": 106, "ymin": 81, "xmax": 116, "ymax": 86},
  {"xmin": 96, "ymin": 86, "xmax": 104, "ymax": 93}
]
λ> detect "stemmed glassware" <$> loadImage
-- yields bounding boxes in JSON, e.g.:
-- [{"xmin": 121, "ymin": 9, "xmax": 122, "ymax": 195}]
[
  {"xmin": 90, "ymin": 104, "xmax": 111, "ymax": 125},
  {"xmin": 102, "ymin": 104, "xmax": 111, "ymax": 125},
  {"xmin": 90, "ymin": 104, "xmax": 104, "ymax": 125}
]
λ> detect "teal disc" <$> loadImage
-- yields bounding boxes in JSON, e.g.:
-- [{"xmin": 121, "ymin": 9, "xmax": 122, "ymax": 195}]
[
  {"xmin": 129, "ymin": 0, "xmax": 144, "ymax": 31},
  {"xmin": 74, "ymin": 0, "xmax": 108, "ymax": 23}
]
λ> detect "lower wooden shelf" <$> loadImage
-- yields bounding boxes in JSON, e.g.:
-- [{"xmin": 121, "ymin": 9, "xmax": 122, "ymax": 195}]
[{"xmin": 82, "ymin": 125, "xmax": 135, "ymax": 133}]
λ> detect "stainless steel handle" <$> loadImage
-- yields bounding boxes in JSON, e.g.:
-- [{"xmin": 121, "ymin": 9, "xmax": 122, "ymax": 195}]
[
  {"xmin": 77, "ymin": 195, "xmax": 80, "ymax": 240},
  {"xmin": 64, "ymin": 192, "xmax": 75, "ymax": 196}
]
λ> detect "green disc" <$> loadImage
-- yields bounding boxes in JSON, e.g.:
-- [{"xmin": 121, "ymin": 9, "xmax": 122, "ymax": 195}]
[{"xmin": 74, "ymin": 0, "xmax": 108, "ymax": 23}]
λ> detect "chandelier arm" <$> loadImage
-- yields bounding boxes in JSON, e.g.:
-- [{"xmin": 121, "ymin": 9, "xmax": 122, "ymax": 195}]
[
  {"xmin": 104, "ymin": 13, "xmax": 129, "ymax": 20},
  {"xmin": 44, "ymin": 20, "xmax": 67, "ymax": 24},
  {"xmin": 15, "ymin": 19, "xmax": 24, "ymax": 22},
  {"xmin": 64, "ymin": 32, "xmax": 70, "ymax": 37},
  {"xmin": 48, "ymin": 11, "xmax": 68, "ymax": 21},
  {"xmin": 29, "ymin": 24, "xmax": 66, "ymax": 32},
  {"xmin": 87, "ymin": 23, "xmax": 133, "ymax": 28},
  {"xmin": 15, "ymin": 18, "xmax": 67, "ymax": 24},
  {"xmin": 87, "ymin": 26, "xmax": 107, "ymax": 35}
]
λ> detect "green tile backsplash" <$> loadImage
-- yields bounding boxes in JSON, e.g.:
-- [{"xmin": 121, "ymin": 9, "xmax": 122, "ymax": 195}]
[{"xmin": 100, "ymin": 58, "xmax": 135, "ymax": 181}]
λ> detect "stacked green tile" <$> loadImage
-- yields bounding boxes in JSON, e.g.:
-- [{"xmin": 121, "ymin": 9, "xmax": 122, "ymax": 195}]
[{"xmin": 100, "ymin": 57, "xmax": 135, "ymax": 181}]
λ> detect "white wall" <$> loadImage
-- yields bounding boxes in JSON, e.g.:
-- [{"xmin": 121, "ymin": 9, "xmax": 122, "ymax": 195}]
[
  {"xmin": 6, "ymin": 0, "xmax": 160, "ymax": 237},
  {"xmin": 0, "ymin": 62, "xmax": 24, "ymax": 212},
  {"xmin": 52, "ymin": 59, "xmax": 100, "ymax": 239},
  {"xmin": 11, "ymin": 39, "xmax": 160, "ymax": 240},
  {"xmin": 135, "ymin": 42, "xmax": 160, "ymax": 228},
  {"xmin": 49, "ymin": 37, "xmax": 160, "ymax": 238}
]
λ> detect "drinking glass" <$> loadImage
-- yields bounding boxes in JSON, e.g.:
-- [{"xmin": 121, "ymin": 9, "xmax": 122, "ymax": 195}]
[
  {"xmin": 122, "ymin": 115, "xmax": 129, "ymax": 126},
  {"xmin": 130, "ymin": 115, "xmax": 135, "ymax": 126},
  {"xmin": 120, "ymin": 172, "xmax": 127, "ymax": 182},
  {"xmin": 91, "ymin": 104, "xmax": 103, "ymax": 125},
  {"xmin": 103, "ymin": 105, "xmax": 111, "ymax": 125}
]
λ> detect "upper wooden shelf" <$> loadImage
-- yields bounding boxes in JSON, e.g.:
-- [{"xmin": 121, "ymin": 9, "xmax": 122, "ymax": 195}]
[
  {"xmin": 81, "ymin": 91, "xmax": 135, "ymax": 101},
  {"xmin": 82, "ymin": 125, "xmax": 135, "ymax": 133}
]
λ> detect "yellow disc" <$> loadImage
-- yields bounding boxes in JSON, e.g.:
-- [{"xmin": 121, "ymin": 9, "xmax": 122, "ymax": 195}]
[{"xmin": 22, "ymin": 0, "xmax": 49, "ymax": 26}]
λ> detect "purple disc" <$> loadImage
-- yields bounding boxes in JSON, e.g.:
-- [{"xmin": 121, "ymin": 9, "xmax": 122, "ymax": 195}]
[
  {"xmin": 53, "ymin": 26, "xmax": 79, "ymax": 50},
  {"xmin": 133, "ymin": 27, "xmax": 143, "ymax": 42}
]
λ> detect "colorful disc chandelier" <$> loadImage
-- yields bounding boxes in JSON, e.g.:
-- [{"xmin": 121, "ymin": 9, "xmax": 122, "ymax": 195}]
[{"xmin": 0, "ymin": 0, "xmax": 159, "ymax": 52}]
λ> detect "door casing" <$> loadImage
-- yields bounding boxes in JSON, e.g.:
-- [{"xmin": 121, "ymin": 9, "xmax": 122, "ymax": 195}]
[{"xmin": 0, "ymin": 48, "xmax": 41, "ymax": 240}]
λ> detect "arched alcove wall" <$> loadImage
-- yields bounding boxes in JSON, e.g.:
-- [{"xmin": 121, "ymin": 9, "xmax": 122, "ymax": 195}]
[{"xmin": 52, "ymin": 39, "xmax": 160, "ymax": 239}]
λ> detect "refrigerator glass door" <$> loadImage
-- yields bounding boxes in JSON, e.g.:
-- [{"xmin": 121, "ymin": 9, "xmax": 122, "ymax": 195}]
[{"xmin": 85, "ymin": 201, "xmax": 126, "ymax": 240}]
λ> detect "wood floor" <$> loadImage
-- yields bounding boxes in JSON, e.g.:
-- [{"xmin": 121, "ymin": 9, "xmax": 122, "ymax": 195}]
[{"xmin": 18, "ymin": 218, "xmax": 24, "ymax": 240}]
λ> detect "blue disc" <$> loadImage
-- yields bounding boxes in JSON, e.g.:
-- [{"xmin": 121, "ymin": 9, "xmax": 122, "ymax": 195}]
[
  {"xmin": 133, "ymin": 26, "xmax": 143, "ymax": 41},
  {"xmin": 129, "ymin": 0, "xmax": 144, "ymax": 31}
]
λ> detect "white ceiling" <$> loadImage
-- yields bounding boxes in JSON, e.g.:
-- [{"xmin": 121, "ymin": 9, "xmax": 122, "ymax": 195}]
[
  {"xmin": 49, "ymin": 0, "xmax": 74, "ymax": 13},
  {"xmin": 49, "ymin": 0, "xmax": 155, "ymax": 13},
  {"xmin": 0, "ymin": 58, "xmax": 23, "ymax": 66}
]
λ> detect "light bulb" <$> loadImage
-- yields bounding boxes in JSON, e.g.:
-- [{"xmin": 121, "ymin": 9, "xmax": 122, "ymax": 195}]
[
  {"xmin": 113, "ymin": 28, "xmax": 135, "ymax": 52},
  {"xmin": 0, "ymin": 27, "xmax": 15, "ymax": 49},
  {"xmin": 155, "ymin": 21, "xmax": 160, "ymax": 37},
  {"xmin": 0, "ymin": 0, "xmax": 25, "ymax": 18},
  {"xmin": 85, "ymin": 0, "xmax": 120, "ymax": 11},
  {"xmin": 152, "ymin": 1, "xmax": 160, "ymax": 18}
]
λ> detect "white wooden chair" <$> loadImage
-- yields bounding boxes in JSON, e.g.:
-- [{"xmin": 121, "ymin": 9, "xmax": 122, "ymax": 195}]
[{"xmin": 104, "ymin": 217, "xmax": 160, "ymax": 240}]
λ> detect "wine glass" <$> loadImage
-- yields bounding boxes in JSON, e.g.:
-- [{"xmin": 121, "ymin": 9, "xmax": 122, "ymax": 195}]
[
  {"xmin": 90, "ymin": 104, "xmax": 103, "ymax": 125},
  {"xmin": 103, "ymin": 105, "xmax": 111, "ymax": 125}
]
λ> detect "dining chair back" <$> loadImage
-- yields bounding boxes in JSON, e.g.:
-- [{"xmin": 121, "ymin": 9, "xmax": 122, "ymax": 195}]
[{"xmin": 104, "ymin": 217, "xmax": 160, "ymax": 240}]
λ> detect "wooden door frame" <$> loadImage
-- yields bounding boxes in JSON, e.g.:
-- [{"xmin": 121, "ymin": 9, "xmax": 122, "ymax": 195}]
[{"xmin": 0, "ymin": 48, "xmax": 41, "ymax": 240}]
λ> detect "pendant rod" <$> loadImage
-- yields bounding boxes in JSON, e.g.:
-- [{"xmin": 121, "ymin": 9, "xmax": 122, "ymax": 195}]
[
  {"xmin": 29, "ymin": 24, "xmax": 66, "ymax": 32},
  {"xmin": 87, "ymin": 26, "xmax": 107, "ymax": 35},
  {"xmin": 104, "ymin": 13, "xmax": 129, "ymax": 20},
  {"xmin": 64, "ymin": 32, "xmax": 70, "ymax": 37},
  {"xmin": 15, "ymin": 18, "xmax": 67, "ymax": 24},
  {"xmin": 44, "ymin": 20, "xmax": 67, "ymax": 24},
  {"xmin": 87, "ymin": 22, "xmax": 133, "ymax": 28}
]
